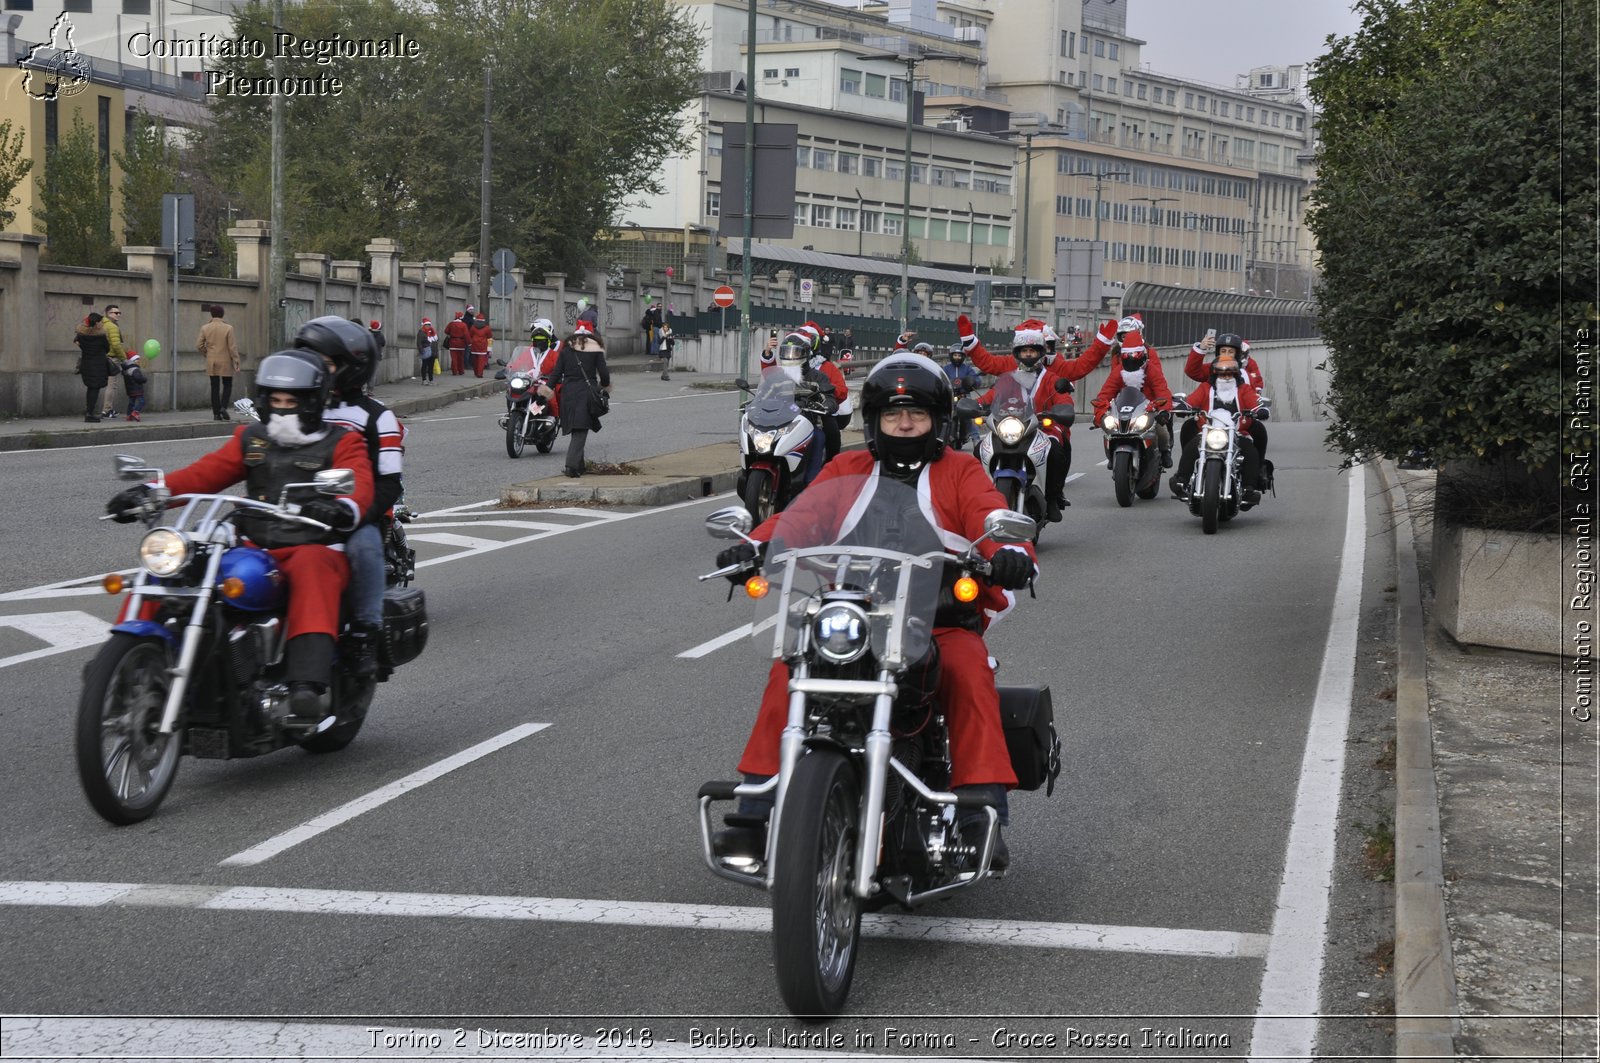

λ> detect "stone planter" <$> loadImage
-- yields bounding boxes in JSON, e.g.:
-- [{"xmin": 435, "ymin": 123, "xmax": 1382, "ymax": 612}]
[{"xmin": 1432, "ymin": 521, "xmax": 1566, "ymax": 655}]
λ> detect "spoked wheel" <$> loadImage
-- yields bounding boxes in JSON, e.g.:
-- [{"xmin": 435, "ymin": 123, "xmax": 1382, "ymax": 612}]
[
  {"xmin": 75, "ymin": 634, "xmax": 182, "ymax": 825},
  {"xmin": 534, "ymin": 422, "xmax": 555, "ymax": 454},
  {"xmin": 1200, "ymin": 462, "xmax": 1223, "ymax": 535},
  {"xmin": 742, "ymin": 468, "xmax": 777, "ymax": 525},
  {"xmin": 772, "ymin": 751, "xmax": 862, "ymax": 1020},
  {"xmin": 505, "ymin": 408, "xmax": 527, "ymax": 458},
  {"xmin": 385, "ymin": 522, "xmax": 414, "ymax": 588},
  {"xmin": 299, "ymin": 674, "xmax": 372, "ymax": 754},
  {"xmin": 1111, "ymin": 449, "xmax": 1134, "ymax": 508}
]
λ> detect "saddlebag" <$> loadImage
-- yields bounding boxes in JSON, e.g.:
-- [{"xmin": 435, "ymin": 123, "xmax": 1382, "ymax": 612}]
[
  {"xmin": 997, "ymin": 685, "xmax": 1061, "ymax": 794},
  {"xmin": 380, "ymin": 586, "xmax": 429, "ymax": 668}
]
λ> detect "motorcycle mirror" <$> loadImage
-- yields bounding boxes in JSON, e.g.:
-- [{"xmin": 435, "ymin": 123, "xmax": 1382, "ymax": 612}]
[
  {"xmin": 496, "ymin": 358, "xmax": 507, "ymax": 366},
  {"xmin": 1173, "ymin": 392, "xmax": 1188, "ymax": 404},
  {"xmin": 114, "ymin": 453, "xmax": 159, "ymax": 482},
  {"xmin": 314, "ymin": 468, "xmax": 356, "ymax": 496},
  {"xmin": 704, "ymin": 505, "xmax": 755, "ymax": 540},
  {"xmin": 733, "ymin": 377, "xmax": 751, "ymax": 391},
  {"xmin": 1049, "ymin": 404, "xmax": 1076, "ymax": 426},
  {"xmin": 953, "ymin": 397, "xmax": 980, "ymax": 417},
  {"xmin": 1053, "ymin": 378, "xmax": 1072, "ymax": 394},
  {"xmin": 983, "ymin": 509, "xmax": 1036, "ymax": 544}
]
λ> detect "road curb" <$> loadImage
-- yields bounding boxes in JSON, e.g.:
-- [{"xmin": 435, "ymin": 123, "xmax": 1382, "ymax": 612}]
[
  {"xmin": 501, "ymin": 468, "xmax": 741, "ymax": 506},
  {"xmin": 1376, "ymin": 458, "xmax": 1460, "ymax": 1060}
]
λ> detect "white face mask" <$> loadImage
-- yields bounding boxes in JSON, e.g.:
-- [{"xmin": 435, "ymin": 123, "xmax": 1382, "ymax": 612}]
[{"xmin": 265, "ymin": 411, "xmax": 324, "ymax": 447}]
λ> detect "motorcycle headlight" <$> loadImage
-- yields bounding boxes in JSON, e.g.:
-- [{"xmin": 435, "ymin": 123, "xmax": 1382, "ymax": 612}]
[
  {"xmin": 752, "ymin": 431, "xmax": 777, "ymax": 454},
  {"xmin": 812, "ymin": 601, "xmax": 870, "ymax": 665},
  {"xmin": 1101, "ymin": 413, "xmax": 1119, "ymax": 432},
  {"xmin": 139, "ymin": 528, "xmax": 190, "ymax": 577},
  {"xmin": 1131, "ymin": 412, "xmax": 1150, "ymax": 432},
  {"xmin": 1205, "ymin": 427, "xmax": 1230, "ymax": 451},
  {"xmin": 509, "ymin": 376, "xmax": 529, "ymax": 389},
  {"xmin": 996, "ymin": 416, "xmax": 1026, "ymax": 445}
]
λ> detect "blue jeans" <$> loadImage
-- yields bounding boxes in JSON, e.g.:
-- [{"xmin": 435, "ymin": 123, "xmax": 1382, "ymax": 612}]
[{"xmin": 344, "ymin": 522, "xmax": 384, "ymax": 628}]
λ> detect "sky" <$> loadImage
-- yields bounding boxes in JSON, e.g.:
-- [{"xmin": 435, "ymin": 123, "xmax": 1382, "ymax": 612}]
[{"xmin": 1121, "ymin": 0, "xmax": 1367, "ymax": 89}]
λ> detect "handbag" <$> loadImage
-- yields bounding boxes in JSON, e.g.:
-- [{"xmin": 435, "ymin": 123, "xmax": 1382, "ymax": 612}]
[
  {"xmin": 578, "ymin": 352, "xmax": 609, "ymax": 420},
  {"xmin": 106, "ymin": 356, "xmax": 124, "ymax": 377}
]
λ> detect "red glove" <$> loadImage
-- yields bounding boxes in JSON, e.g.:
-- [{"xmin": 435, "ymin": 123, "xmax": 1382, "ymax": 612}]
[{"xmin": 956, "ymin": 315, "xmax": 978, "ymax": 352}]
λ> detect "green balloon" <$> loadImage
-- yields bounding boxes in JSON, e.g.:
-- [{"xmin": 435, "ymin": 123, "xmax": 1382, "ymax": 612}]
[{"xmin": 142, "ymin": 338, "xmax": 161, "ymax": 359}]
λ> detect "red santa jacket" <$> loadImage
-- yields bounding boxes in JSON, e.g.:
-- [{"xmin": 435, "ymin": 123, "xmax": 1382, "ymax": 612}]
[
  {"xmin": 813, "ymin": 356, "xmax": 847, "ymax": 405},
  {"xmin": 1185, "ymin": 344, "xmax": 1265, "ymax": 390},
  {"xmin": 468, "ymin": 318, "xmax": 493, "ymax": 354},
  {"xmin": 750, "ymin": 450, "xmax": 1037, "ymax": 628},
  {"xmin": 164, "ymin": 427, "xmax": 374, "ymax": 532},
  {"xmin": 1092, "ymin": 356, "xmax": 1174, "ymax": 421},
  {"xmin": 1184, "ymin": 378, "xmax": 1261, "ymax": 432},
  {"xmin": 443, "ymin": 316, "xmax": 470, "ymax": 352}
]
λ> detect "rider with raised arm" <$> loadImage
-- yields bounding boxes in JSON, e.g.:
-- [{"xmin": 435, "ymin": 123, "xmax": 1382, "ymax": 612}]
[{"xmin": 1170, "ymin": 349, "xmax": 1263, "ymax": 508}]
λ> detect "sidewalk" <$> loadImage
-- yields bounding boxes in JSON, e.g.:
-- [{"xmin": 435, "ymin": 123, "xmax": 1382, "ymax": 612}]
[{"xmin": 1386, "ymin": 466, "xmax": 1597, "ymax": 1061}]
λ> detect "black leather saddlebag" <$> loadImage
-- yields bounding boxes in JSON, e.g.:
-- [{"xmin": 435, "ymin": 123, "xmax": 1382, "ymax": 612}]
[
  {"xmin": 998, "ymin": 685, "xmax": 1061, "ymax": 794},
  {"xmin": 380, "ymin": 587, "xmax": 429, "ymax": 668}
]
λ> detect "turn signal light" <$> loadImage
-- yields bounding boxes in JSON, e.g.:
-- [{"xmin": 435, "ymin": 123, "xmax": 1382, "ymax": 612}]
[
  {"xmin": 102, "ymin": 573, "xmax": 125, "ymax": 595},
  {"xmin": 220, "ymin": 577, "xmax": 247, "ymax": 600},
  {"xmin": 953, "ymin": 576, "xmax": 979, "ymax": 602},
  {"xmin": 744, "ymin": 575, "xmax": 770, "ymax": 599},
  {"xmin": 1041, "ymin": 417, "xmax": 1054, "ymax": 428}
]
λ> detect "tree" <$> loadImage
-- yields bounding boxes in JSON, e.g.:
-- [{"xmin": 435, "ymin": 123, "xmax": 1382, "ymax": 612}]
[
  {"xmin": 195, "ymin": 0, "xmax": 702, "ymax": 277},
  {"xmin": 115, "ymin": 112, "xmax": 180, "ymax": 247},
  {"xmin": 1309, "ymin": 0, "xmax": 1596, "ymax": 512},
  {"xmin": 33, "ymin": 113, "xmax": 118, "ymax": 268},
  {"xmin": 0, "ymin": 119, "xmax": 33, "ymax": 231}
]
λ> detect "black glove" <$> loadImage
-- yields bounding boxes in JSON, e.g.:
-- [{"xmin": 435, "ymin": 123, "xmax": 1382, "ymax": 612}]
[
  {"xmin": 106, "ymin": 485, "xmax": 153, "ymax": 523},
  {"xmin": 299, "ymin": 498, "xmax": 357, "ymax": 532},
  {"xmin": 1251, "ymin": 407, "xmax": 1270, "ymax": 421},
  {"xmin": 987, "ymin": 548, "xmax": 1033, "ymax": 590},
  {"xmin": 716, "ymin": 542, "xmax": 762, "ymax": 584}
]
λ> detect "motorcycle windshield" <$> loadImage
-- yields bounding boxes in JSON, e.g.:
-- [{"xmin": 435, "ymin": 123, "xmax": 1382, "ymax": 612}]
[
  {"xmin": 1114, "ymin": 385, "xmax": 1147, "ymax": 417},
  {"xmin": 506, "ymin": 346, "xmax": 542, "ymax": 375},
  {"xmin": 755, "ymin": 474, "xmax": 942, "ymax": 670},
  {"xmin": 745, "ymin": 373, "xmax": 808, "ymax": 431},
  {"xmin": 989, "ymin": 371, "xmax": 1037, "ymax": 419}
]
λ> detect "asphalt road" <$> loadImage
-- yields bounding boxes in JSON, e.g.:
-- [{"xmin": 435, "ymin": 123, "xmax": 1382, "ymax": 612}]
[{"xmin": 0, "ymin": 399, "xmax": 1397, "ymax": 1060}]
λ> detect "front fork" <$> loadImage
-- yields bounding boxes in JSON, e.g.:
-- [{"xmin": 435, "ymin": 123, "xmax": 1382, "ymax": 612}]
[{"xmin": 158, "ymin": 547, "xmax": 225, "ymax": 734}]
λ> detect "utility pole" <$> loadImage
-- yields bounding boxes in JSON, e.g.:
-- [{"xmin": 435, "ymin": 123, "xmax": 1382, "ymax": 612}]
[
  {"xmin": 738, "ymin": 0, "xmax": 756, "ymax": 381},
  {"xmin": 479, "ymin": 67, "xmax": 492, "ymax": 312},
  {"xmin": 268, "ymin": 0, "xmax": 284, "ymax": 353}
]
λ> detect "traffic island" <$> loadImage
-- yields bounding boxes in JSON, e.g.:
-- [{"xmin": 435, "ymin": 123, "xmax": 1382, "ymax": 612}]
[{"xmin": 500, "ymin": 442, "xmax": 742, "ymax": 506}]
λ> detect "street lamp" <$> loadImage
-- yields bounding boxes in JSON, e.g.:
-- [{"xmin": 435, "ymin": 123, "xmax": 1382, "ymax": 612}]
[
  {"xmin": 1130, "ymin": 195, "xmax": 1176, "ymax": 283},
  {"xmin": 857, "ymin": 46, "xmax": 963, "ymax": 330},
  {"xmin": 1004, "ymin": 119, "xmax": 1046, "ymax": 316}
]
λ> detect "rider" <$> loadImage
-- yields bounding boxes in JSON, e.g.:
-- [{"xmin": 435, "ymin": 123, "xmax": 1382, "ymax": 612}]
[
  {"xmin": 775, "ymin": 330, "xmax": 841, "ymax": 478},
  {"xmin": 1170, "ymin": 349, "xmax": 1263, "ymax": 508},
  {"xmin": 712, "ymin": 352, "xmax": 1037, "ymax": 869},
  {"xmin": 1091, "ymin": 323, "xmax": 1175, "ymax": 468},
  {"xmin": 957, "ymin": 316, "xmax": 1109, "ymax": 520},
  {"xmin": 295, "ymin": 316, "xmax": 407, "ymax": 678},
  {"xmin": 1184, "ymin": 332, "xmax": 1270, "ymax": 489},
  {"xmin": 796, "ymin": 322, "xmax": 849, "ymax": 459},
  {"xmin": 943, "ymin": 341, "xmax": 983, "ymax": 448},
  {"xmin": 106, "ymin": 351, "xmax": 374, "ymax": 718}
]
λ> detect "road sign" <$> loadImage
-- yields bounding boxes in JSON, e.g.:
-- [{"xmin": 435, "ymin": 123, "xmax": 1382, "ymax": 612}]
[
  {"xmin": 712, "ymin": 285, "xmax": 736, "ymax": 308},
  {"xmin": 491, "ymin": 247, "xmax": 516, "ymax": 272},
  {"xmin": 798, "ymin": 278, "xmax": 814, "ymax": 304},
  {"xmin": 490, "ymin": 272, "xmax": 519, "ymax": 296}
]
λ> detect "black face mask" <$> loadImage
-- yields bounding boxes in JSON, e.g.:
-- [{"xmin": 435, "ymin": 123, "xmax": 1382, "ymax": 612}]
[{"xmin": 1122, "ymin": 356, "xmax": 1146, "ymax": 372}]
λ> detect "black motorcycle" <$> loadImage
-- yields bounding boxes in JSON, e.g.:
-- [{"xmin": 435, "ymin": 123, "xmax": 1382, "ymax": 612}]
[
  {"xmin": 1098, "ymin": 384, "xmax": 1165, "ymax": 506},
  {"xmin": 77, "ymin": 454, "xmax": 429, "ymax": 824}
]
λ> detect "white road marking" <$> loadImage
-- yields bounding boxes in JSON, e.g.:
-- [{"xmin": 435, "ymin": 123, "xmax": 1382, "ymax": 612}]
[
  {"xmin": 0, "ymin": 572, "xmax": 135, "ymax": 603},
  {"xmin": 0, "ymin": 611, "xmax": 110, "ymax": 669},
  {"xmin": 406, "ymin": 531, "xmax": 518, "ymax": 551},
  {"xmin": 407, "ymin": 413, "xmax": 482, "ymax": 423},
  {"xmin": 0, "ymin": 879, "xmax": 1270, "ymax": 960},
  {"xmin": 1249, "ymin": 464, "xmax": 1366, "ymax": 1061},
  {"xmin": 414, "ymin": 498, "xmax": 500, "ymax": 517},
  {"xmin": 678, "ymin": 615, "xmax": 779, "ymax": 659},
  {"xmin": 218, "ymin": 723, "xmax": 551, "ymax": 866}
]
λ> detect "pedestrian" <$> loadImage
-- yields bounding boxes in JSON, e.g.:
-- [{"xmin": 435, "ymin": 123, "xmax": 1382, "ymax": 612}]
[
  {"xmin": 576, "ymin": 296, "xmax": 598, "ymax": 328},
  {"xmin": 538, "ymin": 320, "xmax": 611, "ymax": 478},
  {"xmin": 444, "ymin": 310, "xmax": 470, "ymax": 375},
  {"xmin": 73, "ymin": 311, "xmax": 112, "ymax": 422},
  {"xmin": 121, "ymin": 351, "xmax": 148, "ymax": 421},
  {"xmin": 640, "ymin": 296, "xmax": 664, "ymax": 360},
  {"xmin": 197, "ymin": 303, "xmax": 240, "ymax": 421},
  {"xmin": 468, "ymin": 308, "xmax": 493, "ymax": 377},
  {"xmin": 416, "ymin": 317, "xmax": 438, "ymax": 385},
  {"xmin": 657, "ymin": 323, "xmax": 676, "ymax": 381},
  {"xmin": 101, "ymin": 303, "xmax": 127, "ymax": 418}
]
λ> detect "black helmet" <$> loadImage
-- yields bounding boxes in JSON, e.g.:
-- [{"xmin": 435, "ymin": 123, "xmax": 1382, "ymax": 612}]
[
  {"xmin": 294, "ymin": 315, "xmax": 377, "ymax": 398},
  {"xmin": 1214, "ymin": 332, "xmax": 1244, "ymax": 358},
  {"xmin": 946, "ymin": 342, "xmax": 966, "ymax": 364},
  {"xmin": 911, "ymin": 341, "xmax": 936, "ymax": 358},
  {"xmin": 255, "ymin": 350, "xmax": 332, "ymax": 433},
  {"xmin": 860, "ymin": 351, "xmax": 953, "ymax": 469}
]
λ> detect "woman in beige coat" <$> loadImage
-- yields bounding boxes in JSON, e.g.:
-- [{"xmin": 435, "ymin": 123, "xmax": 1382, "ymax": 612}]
[{"xmin": 197, "ymin": 304, "xmax": 239, "ymax": 421}]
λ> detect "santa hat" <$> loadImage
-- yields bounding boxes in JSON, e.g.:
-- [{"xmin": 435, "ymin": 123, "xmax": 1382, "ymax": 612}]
[
  {"xmin": 1119, "ymin": 330, "xmax": 1147, "ymax": 358},
  {"xmin": 797, "ymin": 322, "xmax": 822, "ymax": 348},
  {"xmin": 369, "ymin": 320, "xmax": 382, "ymax": 331},
  {"xmin": 1011, "ymin": 318, "xmax": 1048, "ymax": 350},
  {"xmin": 571, "ymin": 319, "xmax": 604, "ymax": 346},
  {"xmin": 466, "ymin": 305, "xmax": 476, "ymax": 314},
  {"xmin": 421, "ymin": 317, "xmax": 432, "ymax": 326},
  {"xmin": 453, "ymin": 311, "xmax": 464, "ymax": 320},
  {"xmin": 125, "ymin": 352, "xmax": 140, "ymax": 362}
]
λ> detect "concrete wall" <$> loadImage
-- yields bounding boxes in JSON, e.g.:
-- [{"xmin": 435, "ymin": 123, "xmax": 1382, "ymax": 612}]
[{"xmin": 1433, "ymin": 524, "xmax": 1568, "ymax": 656}]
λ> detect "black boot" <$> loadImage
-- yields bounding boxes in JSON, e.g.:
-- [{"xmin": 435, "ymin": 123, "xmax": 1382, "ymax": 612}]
[
  {"xmin": 342, "ymin": 623, "xmax": 380, "ymax": 678},
  {"xmin": 285, "ymin": 633, "xmax": 336, "ymax": 718},
  {"xmin": 955, "ymin": 784, "xmax": 1011, "ymax": 871}
]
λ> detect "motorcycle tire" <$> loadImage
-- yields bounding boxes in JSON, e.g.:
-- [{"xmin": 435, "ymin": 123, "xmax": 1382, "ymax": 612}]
[
  {"xmin": 535, "ymin": 425, "xmax": 554, "ymax": 455},
  {"xmin": 1111, "ymin": 449, "xmax": 1134, "ymax": 508},
  {"xmin": 75, "ymin": 633, "xmax": 182, "ymax": 825},
  {"xmin": 505, "ymin": 413, "xmax": 526, "ymax": 459},
  {"xmin": 999, "ymin": 478, "xmax": 1021, "ymax": 513},
  {"xmin": 1135, "ymin": 450, "xmax": 1161, "ymax": 500},
  {"xmin": 299, "ymin": 674, "xmax": 373, "ymax": 754},
  {"xmin": 1201, "ymin": 462, "xmax": 1223, "ymax": 535},
  {"xmin": 742, "ymin": 468, "xmax": 777, "ymax": 525},
  {"xmin": 384, "ymin": 522, "xmax": 414, "ymax": 589},
  {"xmin": 772, "ymin": 750, "xmax": 862, "ymax": 1020}
]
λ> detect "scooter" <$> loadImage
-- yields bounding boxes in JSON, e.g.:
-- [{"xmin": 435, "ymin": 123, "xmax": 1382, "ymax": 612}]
[{"xmin": 1098, "ymin": 384, "xmax": 1165, "ymax": 506}]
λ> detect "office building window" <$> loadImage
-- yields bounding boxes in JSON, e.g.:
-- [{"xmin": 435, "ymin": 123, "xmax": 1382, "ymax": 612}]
[
  {"xmin": 836, "ymin": 208, "xmax": 857, "ymax": 231},
  {"xmin": 796, "ymin": 145, "xmax": 810, "ymax": 167},
  {"xmin": 907, "ymin": 217, "xmax": 925, "ymax": 239},
  {"xmin": 5, "ymin": 0, "xmax": 35, "ymax": 9},
  {"xmin": 784, "ymin": 67, "xmax": 799, "ymax": 78},
  {"xmin": 707, "ymin": 131, "xmax": 722, "ymax": 157},
  {"xmin": 862, "ymin": 156, "xmax": 882, "ymax": 177},
  {"xmin": 928, "ymin": 219, "xmax": 947, "ymax": 241},
  {"xmin": 839, "ymin": 68, "xmax": 861, "ymax": 94},
  {"xmin": 1056, "ymin": 194, "xmax": 1072, "ymax": 215},
  {"xmin": 865, "ymin": 73, "xmax": 886, "ymax": 98},
  {"xmin": 836, "ymin": 152, "xmax": 858, "ymax": 174},
  {"xmin": 971, "ymin": 223, "xmax": 989, "ymax": 243},
  {"xmin": 950, "ymin": 220, "xmax": 968, "ymax": 242},
  {"xmin": 811, "ymin": 149, "xmax": 834, "ymax": 172},
  {"xmin": 909, "ymin": 163, "xmax": 925, "ymax": 184},
  {"xmin": 882, "ymin": 214, "xmax": 903, "ymax": 236},
  {"xmin": 1093, "ymin": 38, "xmax": 1104, "ymax": 57},
  {"xmin": 705, "ymin": 191, "xmax": 720, "ymax": 218},
  {"xmin": 1137, "ymin": 83, "xmax": 1147, "ymax": 100},
  {"xmin": 811, "ymin": 204, "xmax": 833, "ymax": 228},
  {"xmin": 860, "ymin": 211, "xmax": 880, "ymax": 234},
  {"xmin": 889, "ymin": 78, "xmax": 905, "ymax": 102},
  {"xmin": 64, "ymin": 0, "xmax": 91, "ymax": 10},
  {"xmin": 990, "ymin": 224, "xmax": 1009, "ymax": 246},
  {"xmin": 1184, "ymin": 92, "xmax": 1194, "ymax": 109},
  {"xmin": 123, "ymin": 0, "xmax": 149, "ymax": 10},
  {"xmin": 1093, "ymin": 74, "xmax": 1103, "ymax": 91},
  {"xmin": 1107, "ymin": 78, "xmax": 1117, "ymax": 94},
  {"xmin": 794, "ymin": 202, "xmax": 810, "ymax": 226},
  {"xmin": 763, "ymin": 68, "xmax": 778, "ymax": 79},
  {"xmin": 1108, "ymin": 43, "xmax": 1119, "ymax": 60}
]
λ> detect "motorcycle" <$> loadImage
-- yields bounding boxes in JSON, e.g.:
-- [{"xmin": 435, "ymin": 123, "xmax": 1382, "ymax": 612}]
[
  {"xmin": 1172, "ymin": 393, "xmax": 1269, "ymax": 534},
  {"xmin": 1098, "ymin": 384, "xmax": 1165, "ymax": 506},
  {"xmin": 77, "ymin": 454, "xmax": 429, "ymax": 825},
  {"xmin": 495, "ymin": 348, "xmax": 559, "ymax": 458},
  {"xmin": 733, "ymin": 372, "xmax": 833, "ymax": 524},
  {"xmin": 955, "ymin": 371, "xmax": 1073, "ymax": 541},
  {"xmin": 696, "ymin": 477, "xmax": 1060, "ymax": 1017}
]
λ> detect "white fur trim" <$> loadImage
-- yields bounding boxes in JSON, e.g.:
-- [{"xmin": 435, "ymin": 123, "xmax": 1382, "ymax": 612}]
[{"xmin": 1012, "ymin": 327, "xmax": 1046, "ymax": 349}]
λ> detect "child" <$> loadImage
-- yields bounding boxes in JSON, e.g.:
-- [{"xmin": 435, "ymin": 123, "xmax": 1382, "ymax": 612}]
[
  {"xmin": 658, "ymin": 324, "xmax": 675, "ymax": 381},
  {"xmin": 122, "ymin": 352, "xmax": 148, "ymax": 421}
]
